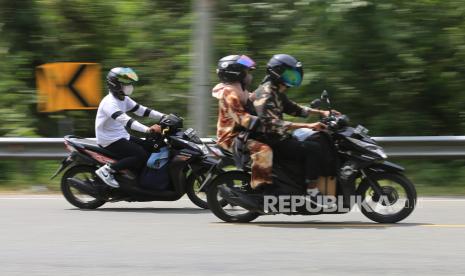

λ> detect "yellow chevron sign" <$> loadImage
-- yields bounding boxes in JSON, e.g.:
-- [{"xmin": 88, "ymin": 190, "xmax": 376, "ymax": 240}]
[{"xmin": 36, "ymin": 62, "xmax": 102, "ymax": 112}]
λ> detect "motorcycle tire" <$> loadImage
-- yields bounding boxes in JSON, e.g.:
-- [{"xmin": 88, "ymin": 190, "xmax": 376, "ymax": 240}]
[{"xmin": 61, "ymin": 166, "xmax": 106, "ymax": 209}]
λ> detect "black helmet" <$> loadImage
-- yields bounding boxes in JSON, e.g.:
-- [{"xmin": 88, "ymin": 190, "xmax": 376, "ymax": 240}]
[
  {"xmin": 216, "ymin": 55, "xmax": 256, "ymax": 83},
  {"xmin": 106, "ymin": 67, "xmax": 139, "ymax": 100},
  {"xmin": 266, "ymin": 54, "xmax": 303, "ymax": 87}
]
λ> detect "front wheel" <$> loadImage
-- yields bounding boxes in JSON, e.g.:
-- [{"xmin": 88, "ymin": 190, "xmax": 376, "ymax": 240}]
[
  {"xmin": 186, "ymin": 168, "xmax": 229, "ymax": 209},
  {"xmin": 186, "ymin": 170, "xmax": 211, "ymax": 209},
  {"xmin": 61, "ymin": 166, "xmax": 106, "ymax": 209},
  {"xmin": 207, "ymin": 171, "xmax": 260, "ymax": 223},
  {"xmin": 357, "ymin": 172, "xmax": 417, "ymax": 223}
]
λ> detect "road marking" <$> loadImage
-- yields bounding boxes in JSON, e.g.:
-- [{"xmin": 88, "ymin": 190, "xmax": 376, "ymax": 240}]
[
  {"xmin": 419, "ymin": 198, "xmax": 465, "ymax": 202},
  {"xmin": 423, "ymin": 224, "xmax": 465, "ymax": 228},
  {"xmin": 0, "ymin": 196, "xmax": 63, "ymax": 200},
  {"xmin": 0, "ymin": 195, "xmax": 463, "ymax": 201},
  {"xmin": 0, "ymin": 196, "xmax": 193, "ymax": 201}
]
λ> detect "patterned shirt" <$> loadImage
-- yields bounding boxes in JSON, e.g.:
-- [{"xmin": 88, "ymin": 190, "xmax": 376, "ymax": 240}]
[{"xmin": 212, "ymin": 83, "xmax": 261, "ymax": 150}]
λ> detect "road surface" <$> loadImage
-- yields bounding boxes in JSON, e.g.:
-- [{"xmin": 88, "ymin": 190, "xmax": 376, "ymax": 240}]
[{"xmin": 1, "ymin": 195, "xmax": 464, "ymax": 275}]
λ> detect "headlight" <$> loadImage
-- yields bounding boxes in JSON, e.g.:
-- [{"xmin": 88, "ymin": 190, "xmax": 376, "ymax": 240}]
[
  {"xmin": 346, "ymin": 137, "xmax": 387, "ymax": 159},
  {"xmin": 354, "ymin": 125, "xmax": 369, "ymax": 135},
  {"xmin": 198, "ymin": 144, "xmax": 210, "ymax": 155}
]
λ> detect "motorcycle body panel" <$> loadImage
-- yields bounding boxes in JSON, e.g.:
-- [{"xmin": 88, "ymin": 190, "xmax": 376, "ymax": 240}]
[
  {"xmin": 217, "ymin": 113, "xmax": 414, "ymax": 217},
  {"xmin": 58, "ymin": 131, "xmax": 217, "ymax": 203}
]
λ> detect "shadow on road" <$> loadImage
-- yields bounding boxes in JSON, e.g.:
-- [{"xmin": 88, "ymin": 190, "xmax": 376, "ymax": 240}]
[
  {"xmin": 68, "ymin": 207, "xmax": 210, "ymax": 214},
  {"xmin": 216, "ymin": 221, "xmax": 433, "ymax": 229}
]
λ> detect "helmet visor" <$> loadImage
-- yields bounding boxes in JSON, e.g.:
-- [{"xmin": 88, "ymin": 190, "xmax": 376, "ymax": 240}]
[
  {"xmin": 237, "ymin": 55, "xmax": 256, "ymax": 69},
  {"xmin": 281, "ymin": 68, "xmax": 303, "ymax": 87},
  {"xmin": 116, "ymin": 68, "xmax": 139, "ymax": 84}
]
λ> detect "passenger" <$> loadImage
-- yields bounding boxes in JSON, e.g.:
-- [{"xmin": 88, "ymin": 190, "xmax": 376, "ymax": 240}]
[{"xmin": 212, "ymin": 55, "xmax": 273, "ymax": 190}]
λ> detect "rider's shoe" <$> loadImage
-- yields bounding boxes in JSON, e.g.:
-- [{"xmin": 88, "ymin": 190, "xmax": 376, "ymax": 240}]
[
  {"xmin": 253, "ymin": 183, "xmax": 278, "ymax": 196},
  {"xmin": 95, "ymin": 164, "xmax": 119, "ymax": 188}
]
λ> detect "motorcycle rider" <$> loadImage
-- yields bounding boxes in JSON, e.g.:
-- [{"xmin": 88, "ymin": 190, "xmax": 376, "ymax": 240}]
[
  {"xmin": 94, "ymin": 67, "xmax": 165, "ymax": 188},
  {"xmin": 253, "ymin": 54, "xmax": 334, "ymax": 200},
  {"xmin": 213, "ymin": 54, "xmax": 321, "ymax": 192}
]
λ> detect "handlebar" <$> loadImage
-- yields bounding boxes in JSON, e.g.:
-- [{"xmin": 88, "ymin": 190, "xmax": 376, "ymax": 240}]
[{"xmin": 320, "ymin": 114, "xmax": 350, "ymax": 131}]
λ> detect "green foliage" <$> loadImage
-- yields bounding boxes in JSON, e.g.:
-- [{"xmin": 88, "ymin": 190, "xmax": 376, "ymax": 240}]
[
  {"xmin": 0, "ymin": 0, "xmax": 193, "ymax": 137},
  {"xmin": 1, "ymin": 1, "xmax": 465, "ymax": 191},
  {"xmin": 1, "ymin": 0, "xmax": 465, "ymax": 136},
  {"xmin": 393, "ymin": 159, "xmax": 465, "ymax": 195},
  {"xmin": 214, "ymin": 0, "xmax": 465, "ymax": 136}
]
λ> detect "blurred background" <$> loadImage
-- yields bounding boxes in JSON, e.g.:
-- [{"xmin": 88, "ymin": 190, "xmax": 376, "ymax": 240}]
[{"xmin": 0, "ymin": 0, "xmax": 464, "ymax": 194}]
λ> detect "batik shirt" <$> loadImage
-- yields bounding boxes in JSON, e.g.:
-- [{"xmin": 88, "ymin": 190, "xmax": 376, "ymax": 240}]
[{"xmin": 212, "ymin": 82, "xmax": 262, "ymax": 150}]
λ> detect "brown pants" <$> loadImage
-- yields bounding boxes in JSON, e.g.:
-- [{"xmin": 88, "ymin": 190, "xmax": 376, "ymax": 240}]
[{"xmin": 245, "ymin": 139, "xmax": 273, "ymax": 189}]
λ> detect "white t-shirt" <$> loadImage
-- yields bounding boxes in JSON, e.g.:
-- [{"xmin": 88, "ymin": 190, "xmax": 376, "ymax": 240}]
[{"xmin": 95, "ymin": 93, "xmax": 164, "ymax": 147}]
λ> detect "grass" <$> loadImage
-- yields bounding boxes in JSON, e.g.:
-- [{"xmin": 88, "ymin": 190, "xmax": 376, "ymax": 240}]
[
  {"xmin": 394, "ymin": 159, "xmax": 465, "ymax": 196},
  {"xmin": 0, "ymin": 159, "xmax": 464, "ymax": 196},
  {"xmin": 0, "ymin": 160, "xmax": 61, "ymax": 193}
]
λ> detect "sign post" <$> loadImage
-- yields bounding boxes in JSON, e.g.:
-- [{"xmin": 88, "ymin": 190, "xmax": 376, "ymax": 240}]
[{"xmin": 188, "ymin": 0, "xmax": 213, "ymax": 137}]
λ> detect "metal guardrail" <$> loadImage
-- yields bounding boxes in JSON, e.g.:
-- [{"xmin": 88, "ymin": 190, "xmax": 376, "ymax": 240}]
[
  {"xmin": 0, "ymin": 136, "xmax": 464, "ymax": 159},
  {"xmin": 372, "ymin": 136, "xmax": 465, "ymax": 158},
  {"xmin": 0, "ymin": 138, "xmax": 68, "ymax": 159}
]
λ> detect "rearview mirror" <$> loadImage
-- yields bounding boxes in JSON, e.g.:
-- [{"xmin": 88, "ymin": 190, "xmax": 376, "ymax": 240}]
[
  {"xmin": 321, "ymin": 90, "xmax": 329, "ymax": 101},
  {"xmin": 310, "ymin": 99, "xmax": 321, "ymax": 109}
]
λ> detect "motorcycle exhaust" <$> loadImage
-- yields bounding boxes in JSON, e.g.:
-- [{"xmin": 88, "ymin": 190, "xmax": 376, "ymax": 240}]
[{"xmin": 66, "ymin": 178, "xmax": 101, "ymax": 199}]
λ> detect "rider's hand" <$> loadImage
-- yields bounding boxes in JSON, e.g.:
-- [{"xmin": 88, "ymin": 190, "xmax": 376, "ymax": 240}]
[
  {"xmin": 248, "ymin": 91, "xmax": 256, "ymax": 102},
  {"xmin": 321, "ymin": 110, "xmax": 341, "ymax": 117},
  {"xmin": 147, "ymin": 124, "xmax": 161, "ymax": 134},
  {"xmin": 306, "ymin": 122, "xmax": 327, "ymax": 131}
]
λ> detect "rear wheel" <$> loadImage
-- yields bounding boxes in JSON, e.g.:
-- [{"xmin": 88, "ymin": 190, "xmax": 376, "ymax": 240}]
[
  {"xmin": 207, "ymin": 171, "xmax": 260, "ymax": 223},
  {"xmin": 61, "ymin": 166, "xmax": 106, "ymax": 209},
  {"xmin": 358, "ymin": 172, "xmax": 416, "ymax": 223}
]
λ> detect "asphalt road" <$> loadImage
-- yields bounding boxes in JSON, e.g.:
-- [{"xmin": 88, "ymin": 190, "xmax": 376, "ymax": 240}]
[{"xmin": 1, "ymin": 195, "xmax": 464, "ymax": 276}]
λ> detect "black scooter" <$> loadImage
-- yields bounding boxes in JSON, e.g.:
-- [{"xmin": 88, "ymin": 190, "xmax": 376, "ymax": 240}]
[
  {"xmin": 207, "ymin": 91, "xmax": 417, "ymax": 223},
  {"xmin": 52, "ymin": 114, "xmax": 222, "ymax": 209}
]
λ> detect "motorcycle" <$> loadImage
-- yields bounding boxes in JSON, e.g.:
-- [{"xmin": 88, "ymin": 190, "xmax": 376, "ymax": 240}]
[
  {"xmin": 207, "ymin": 91, "xmax": 417, "ymax": 223},
  {"xmin": 52, "ymin": 114, "xmax": 223, "ymax": 209}
]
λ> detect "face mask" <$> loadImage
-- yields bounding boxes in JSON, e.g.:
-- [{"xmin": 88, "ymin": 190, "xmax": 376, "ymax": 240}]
[{"xmin": 122, "ymin": 84, "xmax": 134, "ymax": 96}]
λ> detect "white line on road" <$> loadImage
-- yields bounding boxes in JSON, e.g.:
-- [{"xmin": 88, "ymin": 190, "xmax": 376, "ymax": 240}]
[
  {"xmin": 418, "ymin": 198, "xmax": 465, "ymax": 202},
  {"xmin": 0, "ymin": 195, "xmax": 464, "ymax": 202},
  {"xmin": 0, "ymin": 195, "xmax": 194, "ymax": 201},
  {"xmin": 0, "ymin": 196, "xmax": 63, "ymax": 200}
]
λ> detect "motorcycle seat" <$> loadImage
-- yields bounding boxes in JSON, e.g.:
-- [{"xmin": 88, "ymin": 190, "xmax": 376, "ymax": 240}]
[
  {"xmin": 65, "ymin": 136, "xmax": 119, "ymax": 159},
  {"xmin": 83, "ymin": 144, "xmax": 119, "ymax": 159}
]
